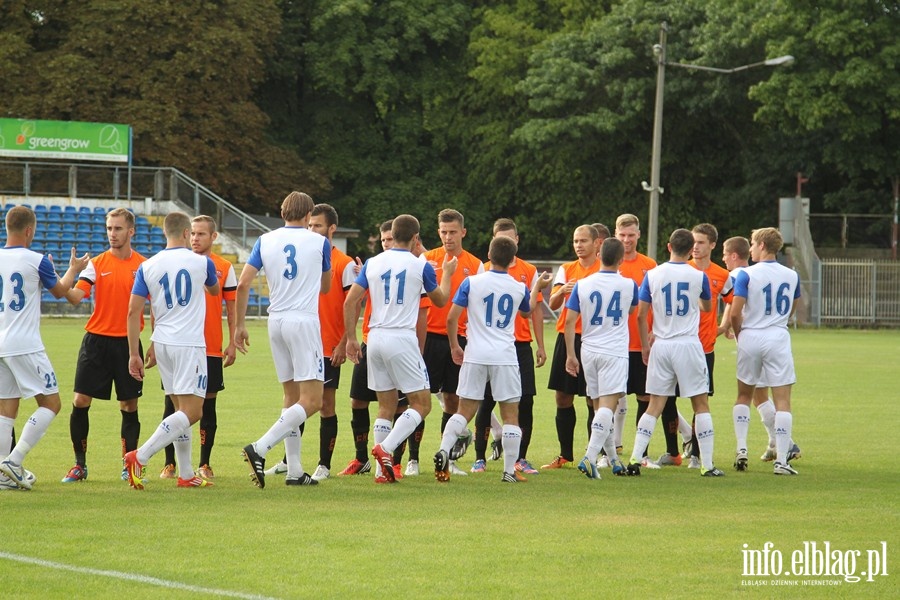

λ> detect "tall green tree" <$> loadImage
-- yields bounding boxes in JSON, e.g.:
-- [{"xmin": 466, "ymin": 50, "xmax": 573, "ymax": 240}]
[{"xmin": 0, "ymin": 0, "xmax": 325, "ymax": 210}]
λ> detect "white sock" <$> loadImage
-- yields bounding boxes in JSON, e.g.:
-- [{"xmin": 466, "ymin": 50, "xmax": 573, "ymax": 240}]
[
  {"xmin": 733, "ymin": 404, "xmax": 751, "ymax": 451},
  {"xmin": 373, "ymin": 418, "xmax": 392, "ymax": 476},
  {"xmin": 695, "ymin": 412, "xmax": 714, "ymax": 471},
  {"xmin": 284, "ymin": 423, "xmax": 303, "ymax": 478},
  {"xmin": 381, "ymin": 408, "xmax": 422, "ymax": 453},
  {"xmin": 677, "ymin": 411, "xmax": 693, "ymax": 441},
  {"xmin": 630, "ymin": 413, "xmax": 657, "ymax": 463},
  {"xmin": 613, "ymin": 396, "xmax": 627, "ymax": 447},
  {"xmin": 502, "ymin": 425, "xmax": 521, "ymax": 474},
  {"xmin": 7, "ymin": 407, "xmax": 56, "ymax": 464},
  {"xmin": 490, "ymin": 412, "xmax": 502, "ymax": 441},
  {"xmin": 256, "ymin": 404, "xmax": 307, "ymax": 456},
  {"xmin": 174, "ymin": 429, "xmax": 194, "ymax": 479},
  {"xmin": 775, "ymin": 411, "xmax": 793, "ymax": 464},
  {"xmin": 757, "ymin": 399, "xmax": 776, "ymax": 447},
  {"xmin": 585, "ymin": 407, "xmax": 613, "ymax": 464},
  {"xmin": 137, "ymin": 411, "xmax": 189, "ymax": 465},
  {"xmin": 0, "ymin": 415, "xmax": 15, "ymax": 456},
  {"xmin": 603, "ymin": 434, "xmax": 620, "ymax": 464},
  {"xmin": 439, "ymin": 414, "xmax": 468, "ymax": 455}
]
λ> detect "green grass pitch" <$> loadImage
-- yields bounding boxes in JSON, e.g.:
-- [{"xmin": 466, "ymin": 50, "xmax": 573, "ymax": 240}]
[{"xmin": 1, "ymin": 319, "xmax": 897, "ymax": 598}]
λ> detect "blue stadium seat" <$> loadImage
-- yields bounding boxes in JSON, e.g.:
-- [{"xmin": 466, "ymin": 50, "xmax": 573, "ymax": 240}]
[
  {"xmin": 90, "ymin": 232, "xmax": 106, "ymax": 243},
  {"xmin": 4, "ymin": 203, "xmax": 16, "ymax": 211},
  {"xmin": 89, "ymin": 243, "xmax": 105, "ymax": 254},
  {"xmin": 78, "ymin": 206, "xmax": 91, "ymax": 215},
  {"xmin": 62, "ymin": 222, "xmax": 76, "ymax": 232},
  {"xmin": 76, "ymin": 214, "xmax": 91, "ymax": 224},
  {"xmin": 49, "ymin": 205, "xmax": 62, "ymax": 213},
  {"xmin": 93, "ymin": 206, "xmax": 106, "ymax": 214},
  {"xmin": 34, "ymin": 204, "xmax": 48, "ymax": 214},
  {"xmin": 45, "ymin": 212, "xmax": 63, "ymax": 223},
  {"xmin": 91, "ymin": 214, "xmax": 105, "ymax": 224},
  {"xmin": 63, "ymin": 205, "xmax": 77, "ymax": 215},
  {"xmin": 75, "ymin": 233, "xmax": 92, "ymax": 244},
  {"xmin": 136, "ymin": 216, "xmax": 150, "ymax": 226},
  {"xmin": 136, "ymin": 244, "xmax": 153, "ymax": 256},
  {"xmin": 44, "ymin": 241, "xmax": 62, "ymax": 254},
  {"xmin": 60, "ymin": 233, "xmax": 77, "ymax": 246},
  {"xmin": 31, "ymin": 242, "xmax": 45, "ymax": 253}
]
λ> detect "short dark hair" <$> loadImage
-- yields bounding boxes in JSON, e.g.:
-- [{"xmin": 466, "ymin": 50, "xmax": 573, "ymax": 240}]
[
  {"xmin": 392, "ymin": 214, "xmax": 420, "ymax": 244},
  {"xmin": 692, "ymin": 222, "xmax": 718, "ymax": 244},
  {"xmin": 312, "ymin": 203, "xmax": 339, "ymax": 228},
  {"xmin": 438, "ymin": 208, "xmax": 464, "ymax": 229},
  {"xmin": 669, "ymin": 228, "xmax": 695, "ymax": 257},
  {"xmin": 600, "ymin": 238, "xmax": 625, "ymax": 267},
  {"xmin": 380, "ymin": 219, "xmax": 393, "ymax": 233},
  {"xmin": 493, "ymin": 218, "xmax": 517, "ymax": 236},
  {"xmin": 591, "ymin": 222, "xmax": 611, "ymax": 241},
  {"xmin": 488, "ymin": 236, "xmax": 517, "ymax": 268}
]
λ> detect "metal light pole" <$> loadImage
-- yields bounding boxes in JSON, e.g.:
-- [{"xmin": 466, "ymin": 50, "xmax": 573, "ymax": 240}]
[{"xmin": 642, "ymin": 21, "xmax": 795, "ymax": 260}]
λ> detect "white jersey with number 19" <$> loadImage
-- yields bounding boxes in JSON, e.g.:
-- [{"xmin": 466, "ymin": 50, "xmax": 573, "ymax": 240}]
[{"xmin": 451, "ymin": 270, "xmax": 530, "ymax": 366}]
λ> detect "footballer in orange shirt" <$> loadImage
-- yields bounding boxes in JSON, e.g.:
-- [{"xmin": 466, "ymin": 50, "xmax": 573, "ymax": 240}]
[{"xmin": 62, "ymin": 208, "xmax": 147, "ymax": 484}]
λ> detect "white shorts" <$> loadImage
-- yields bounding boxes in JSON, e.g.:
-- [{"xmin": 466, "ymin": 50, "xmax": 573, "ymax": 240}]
[
  {"xmin": 154, "ymin": 344, "xmax": 207, "ymax": 397},
  {"xmin": 736, "ymin": 328, "xmax": 796, "ymax": 388},
  {"xmin": 0, "ymin": 352, "xmax": 59, "ymax": 399},
  {"xmin": 581, "ymin": 351, "xmax": 628, "ymax": 399},
  {"xmin": 367, "ymin": 329, "xmax": 429, "ymax": 393},
  {"xmin": 645, "ymin": 337, "xmax": 708, "ymax": 397},
  {"xmin": 269, "ymin": 316, "xmax": 325, "ymax": 383},
  {"xmin": 456, "ymin": 363, "xmax": 521, "ymax": 402}
]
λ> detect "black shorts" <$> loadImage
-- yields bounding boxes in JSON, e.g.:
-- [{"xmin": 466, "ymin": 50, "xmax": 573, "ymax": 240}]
[
  {"xmin": 323, "ymin": 359, "xmax": 341, "ymax": 390},
  {"xmin": 74, "ymin": 333, "xmax": 143, "ymax": 400},
  {"xmin": 672, "ymin": 352, "xmax": 715, "ymax": 398},
  {"xmin": 423, "ymin": 332, "xmax": 465, "ymax": 394},
  {"xmin": 349, "ymin": 343, "xmax": 410, "ymax": 403},
  {"xmin": 627, "ymin": 351, "xmax": 648, "ymax": 396},
  {"xmin": 207, "ymin": 356, "xmax": 225, "ymax": 394},
  {"xmin": 547, "ymin": 332, "xmax": 587, "ymax": 397}
]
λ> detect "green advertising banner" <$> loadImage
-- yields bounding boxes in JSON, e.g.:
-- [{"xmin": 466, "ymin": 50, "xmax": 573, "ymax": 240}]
[{"xmin": 0, "ymin": 118, "xmax": 131, "ymax": 163}]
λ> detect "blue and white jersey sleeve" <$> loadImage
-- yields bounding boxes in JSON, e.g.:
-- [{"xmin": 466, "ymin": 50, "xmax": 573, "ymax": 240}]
[
  {"xmin": 452, "ymin": 277, "xmax": 471, "ymax": 308},
  {"xmin": 565, "ymin": 283, "xmax": 582, "ymax": 312}
]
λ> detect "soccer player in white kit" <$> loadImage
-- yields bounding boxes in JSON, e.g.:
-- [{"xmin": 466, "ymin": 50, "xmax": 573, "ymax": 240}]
[
  {"xmin": 235, "ymin": 191, "xmax": 332, "ymax": 489},
  {"xmin": 344, "ymin": 214, "xmax": 456, "ymax": 483},
  {"xmin": 433, "ymin": 235, "xmax": 550, "ymax": 483},
  {"xmin": 729, "ymin": 227, "xmax": 801, "ymax": 475},
  {"xmin": 124, "ymin": 212, "xmax": 220, "ymax": 490},
  {"xmin": 0, "ymin": 206, "xmax": 88, "ymax": 490},
  {"xmin": 626, "ymin": 228, "xmax": 725, "ymax": 477},
  {"xmin": 564, "ymin": 238, "xmax": 638, "ymax": 479}
]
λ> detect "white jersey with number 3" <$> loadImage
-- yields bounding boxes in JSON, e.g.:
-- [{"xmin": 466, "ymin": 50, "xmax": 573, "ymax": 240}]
[
  {"xmin": 0, "ymin": 247, "xmax": 58, "ymax": 357},
  {"xmin": 246, "ymin": 226, "xmax": 331, "ymax": 318}
]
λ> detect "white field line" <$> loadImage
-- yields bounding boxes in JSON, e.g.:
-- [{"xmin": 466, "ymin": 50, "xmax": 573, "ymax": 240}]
[{"xmin": 0, "ymin": 551, "xmax": 280, "ymax": 600}]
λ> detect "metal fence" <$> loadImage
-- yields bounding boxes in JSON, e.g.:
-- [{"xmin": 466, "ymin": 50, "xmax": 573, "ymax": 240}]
[
  {"xmin": 0, "ymin": 159, "xmax": 271, "ymax": 249},
  {"xmin": 816, "ymin": 259, "xmax": 900, "ymax": 325}
]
